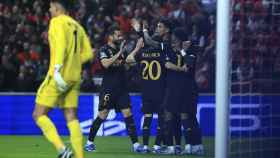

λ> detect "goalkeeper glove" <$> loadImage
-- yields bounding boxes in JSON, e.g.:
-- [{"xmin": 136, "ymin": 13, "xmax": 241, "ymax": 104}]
[{"xmin": 54, "ymin": 64, "xmax": 68, "ymax": 92}]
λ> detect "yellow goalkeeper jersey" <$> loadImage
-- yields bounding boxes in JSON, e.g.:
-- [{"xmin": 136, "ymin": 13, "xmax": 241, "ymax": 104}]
[{"xmin": 48, "ymin": 14, "xmax": 93, "ymax": 82}]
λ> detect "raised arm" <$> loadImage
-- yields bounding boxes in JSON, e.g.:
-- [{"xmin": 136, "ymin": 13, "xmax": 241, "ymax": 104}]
[
  {"xmin": 126, "ymin": 38, "xmax": 144, "ymax": 64},
  {"xmin": 101, "ymin": 41, "xmax": 125, "ymax": 69}
]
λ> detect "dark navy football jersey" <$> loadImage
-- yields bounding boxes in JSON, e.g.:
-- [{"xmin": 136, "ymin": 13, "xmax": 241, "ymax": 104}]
[
  {"xmin": 165, "ymin": 49, "xmax": 186, "ymax": 87},
  {"xmin": 163, "ymin": 48, "xmax": 198, "ymax": 113},
  {"xmin": 98, "ymin": 44, "xmax": 127, "ymax": 89},
  {"xmin": 135, "ymin": 45, "xmax": 167, "ymax": 103},
  {"xmin": 182, "ymin": 49, "xmax": 197, "ymax": 80}
]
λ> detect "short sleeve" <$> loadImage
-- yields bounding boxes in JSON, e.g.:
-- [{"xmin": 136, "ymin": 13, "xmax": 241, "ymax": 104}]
[{"xmin": 98, "ymin": 47, "xmax": 109, "ymax": 60}]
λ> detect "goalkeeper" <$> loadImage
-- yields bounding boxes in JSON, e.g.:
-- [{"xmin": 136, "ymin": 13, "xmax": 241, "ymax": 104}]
[{"xmin": 32, "ymin": 1, "xmax": 94, "ymax": 158}]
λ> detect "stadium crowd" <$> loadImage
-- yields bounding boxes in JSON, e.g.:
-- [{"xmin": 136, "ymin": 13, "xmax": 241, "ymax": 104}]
[{"xmin": 0, "ymin": 0, "xmax": 279, "ymax": 92}]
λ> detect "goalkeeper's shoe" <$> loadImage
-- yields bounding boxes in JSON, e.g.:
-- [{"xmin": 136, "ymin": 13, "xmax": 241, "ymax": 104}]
[
  {"xmin": 84, "ymin": 143, "xmax": 96, "ymax": 152},
  {"xmin": 58, "ymin": 147, "xmax": 73, "ymax": 158}
]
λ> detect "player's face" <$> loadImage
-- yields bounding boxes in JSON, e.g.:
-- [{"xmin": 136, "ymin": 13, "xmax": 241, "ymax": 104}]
[
  {"xmin": 171, "ymin": 34, "xmax": 181, "ymax": 51},
  {"xmin": 156, "ymin": 22, "xmax": 168, "ymax": 37},
  {"xmin": 113, "ymin": 30, "xmax": 124, "ymax": 44}
]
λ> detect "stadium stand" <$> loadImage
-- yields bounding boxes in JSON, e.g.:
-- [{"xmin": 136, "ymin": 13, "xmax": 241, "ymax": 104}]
[{"xmin": 0, "ymin": 0, "xmax": 279, "ymax": 93}]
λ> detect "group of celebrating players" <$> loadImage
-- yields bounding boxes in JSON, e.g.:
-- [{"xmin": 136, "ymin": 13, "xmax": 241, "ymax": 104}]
[
  {"xmin": 84, "ymin": 17, "xmax": 204, "ymax": 156},
  {"xmin": 32, "ymin": 1, "xmax": 204, "ymax": 158}
]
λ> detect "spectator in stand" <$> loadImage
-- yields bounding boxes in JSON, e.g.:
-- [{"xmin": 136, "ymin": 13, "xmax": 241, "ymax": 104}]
[
  {"xmin": 1, "ymin": 44, "xmax": 19, "ymax": 91},
  {"xmin": 80, "ymin": 70, "xmax": 95, "ymax": 92}
]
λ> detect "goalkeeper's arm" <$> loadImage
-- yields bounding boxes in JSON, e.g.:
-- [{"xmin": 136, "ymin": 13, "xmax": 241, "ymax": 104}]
[
  {"xmin": 54, "ymin": 64, "xmax": 68, "ymax": 92},
  {"xmin": 51, "ymin": 19, "xmax": 68, "ymax": 92}
]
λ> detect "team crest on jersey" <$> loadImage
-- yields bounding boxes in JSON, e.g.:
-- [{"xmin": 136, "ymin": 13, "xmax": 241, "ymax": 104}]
[
  {"xmin": 99, "ymin": 51, "xmax": 107, "ymax": 59},
  {"xmin": 108, "ymin": 49, "xmax": 113, "ymax": 57}
]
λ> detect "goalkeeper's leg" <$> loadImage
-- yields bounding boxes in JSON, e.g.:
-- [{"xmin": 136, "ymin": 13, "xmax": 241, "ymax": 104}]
[
  {"xmin": 33, "ymin": 105, "xmax": 72, "ymax": 158},
  {"xmin": 64, "ymin": 108, "xmax": 84, "ymax": 158}
]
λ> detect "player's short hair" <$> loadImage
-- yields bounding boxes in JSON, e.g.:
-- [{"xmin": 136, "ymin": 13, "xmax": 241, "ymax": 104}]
[
  {"xmin": 172, "ymin": 27, "xmax": 188, "ymax": 41},
  {"xmin": 106, "ymin": 25, "xmax": 121, "ymax": 37},
  {"xmin": 51, "ymin": 0, "xmax": 75, "ymax": 11},
  {"xmin": 158, "ymin": 17, "xmax": 173, "ymax": 31}
]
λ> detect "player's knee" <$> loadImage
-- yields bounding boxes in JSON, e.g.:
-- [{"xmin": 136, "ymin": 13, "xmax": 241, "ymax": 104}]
[
  {"xmin": 32, "ymin": 111, "xmax": 40, "ymax": 121},
  {"xmin": 64, "ymin": 108, "xmax": 77, "ymax": 122},
  {"xmin": 98, "ymin": 110, "xmax": 109, "ymax": 119},
  {"xmin": 121, "ymin": 108, "xmax": 132, "ymax": 118},
  {"xmin": 32, "ymin": 105, "xmax": 48, "ymax": 121}
]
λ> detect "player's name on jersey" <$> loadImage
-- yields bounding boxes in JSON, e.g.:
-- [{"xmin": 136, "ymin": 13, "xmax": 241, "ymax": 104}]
[{"xmin": 142, "ymin": 52, "xmax": 161, "ymax": 58}]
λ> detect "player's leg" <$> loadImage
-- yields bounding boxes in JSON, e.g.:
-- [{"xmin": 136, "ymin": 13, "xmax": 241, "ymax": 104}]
[
  {"xmin": 117, "ymin": 90, "xmax": 143, "ymax": 152},
  {"xmin": 173, "ymin": 113, "xmax": 182, "ymax": 155},
  {"xmin": 64, "ymin": 108, "xmax": 83, "ymax": 158},
  {"xmin": 180, "ymin": 112, "xmax": 192, "ymax": 154},
  {"xmin": 141, "ymin": 102, "xmax": 155, "ymax": 152},
  {"xmin": 85, "ymin": 92, "xmax": 110, "ymax": 151},
  {"xmin": 33, "ymin": 105, "xmax": 66, "ymax": 152},
  {"xmin": 160, "ymin": 111, "xmax": 175, "ymax": 154},
  {"xmin": 181, "ymin": 113, "xmax": 203, "ymax": 155},
  {"xmin": 33, "ymin": 76, "xmax": 71, "ymax": 157},
  {"xmin": 180, "ymin": 86, "xmax": 203, "ymax": 155},
  {"xmin": 62, "ymin": 82, "xmax": 84, "ymax": 158},
  {"xmin": 181, "ymin": 82, "xmax": 204, "ymax": 155},
  {"xmin": 188, "ymin": 85, "xmax": 204, "ymax": 155},
  {"xmin": 88, "ymin": 110, "xmax": 109, "ymax": 140},
  {"xmin": 142, "ymin": 113, "xmax": 153, "ymax": 152},
  {"xmin": 153, "ymin": 112, "xmax": 164, "ymax": 153},
  {"xmin": 121, "ymin": 108, "xmax": 143, "ymax": 152},
  {"xmin": 85, "ymin": 109, "xmax": 108, "ymax": 149}
]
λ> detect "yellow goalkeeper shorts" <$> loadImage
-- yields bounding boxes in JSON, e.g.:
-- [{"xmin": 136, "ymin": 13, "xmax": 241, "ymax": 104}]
[{"xmin": 35, "ymin": 75, "xmax": 80, "ymax": 108}]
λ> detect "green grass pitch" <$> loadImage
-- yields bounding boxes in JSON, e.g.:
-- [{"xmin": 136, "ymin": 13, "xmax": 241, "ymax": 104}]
[{"xmin": 0, "ymin": 136, "xmax": 214, "ymax": 158}]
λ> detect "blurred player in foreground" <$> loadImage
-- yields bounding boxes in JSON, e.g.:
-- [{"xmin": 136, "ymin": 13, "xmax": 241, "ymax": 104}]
[{"xmin": 32, "ymin": 1, "xmax": 94, "ymax": 158}]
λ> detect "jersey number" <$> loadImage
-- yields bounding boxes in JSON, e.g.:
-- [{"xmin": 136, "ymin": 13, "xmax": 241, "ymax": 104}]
[
  {"xmin": 69, "ymin": 22, "xmax": 78, "ymax": 53},
  {"xmin": 176, "ymin": 54, "xmax": 182, "ymax": 66},
  {"xmin": 141, "ymin": 60, "xmax": 161, "ymax": 80},
  {"xmin": 73, "ymin": 29, "xmax": 77, "ymax": 53}
]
